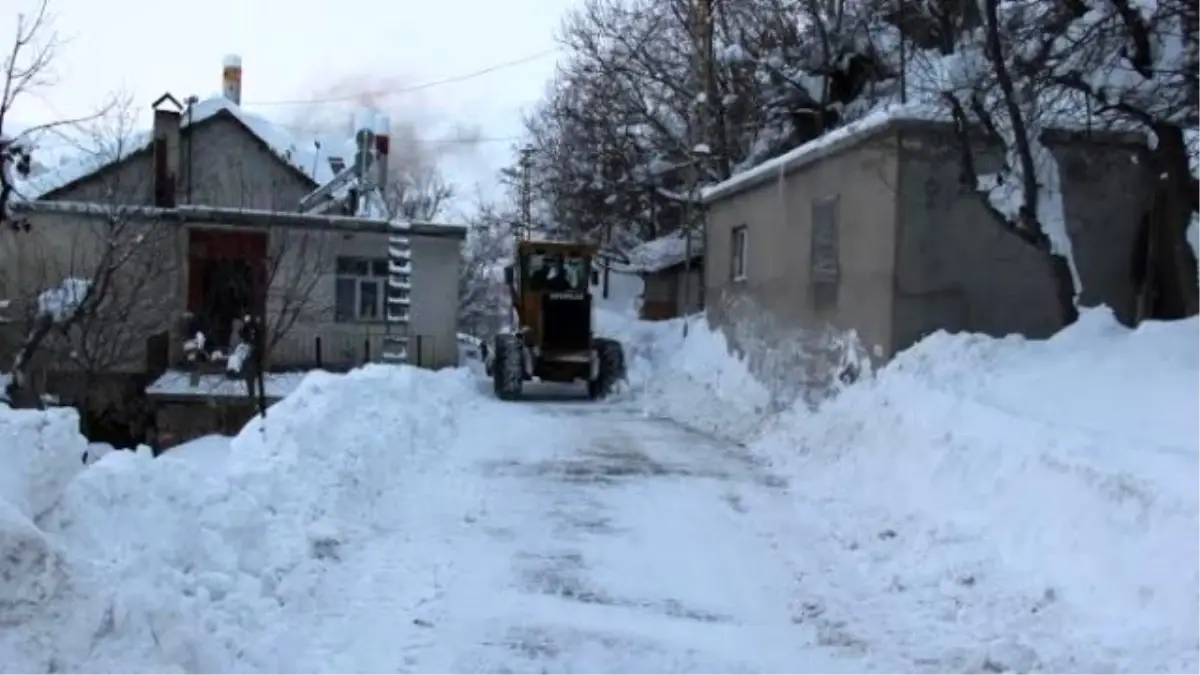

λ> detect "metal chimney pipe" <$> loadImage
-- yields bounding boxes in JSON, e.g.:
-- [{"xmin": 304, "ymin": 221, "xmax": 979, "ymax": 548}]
[
  {"xmin": 374, "ymin": 114, "xmax": 391, "ymax": 207},
  {"xmin": 222, "ymin": 54, "xmax": 243, "ymax": 105}
]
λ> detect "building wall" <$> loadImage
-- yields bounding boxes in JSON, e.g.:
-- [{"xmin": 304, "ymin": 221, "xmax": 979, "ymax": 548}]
[
  {"xmin": 674, "ymin": 265, "xmax": 704, "ymax": 316},
  {"xmin": 407, "ymin": 234, "xmax": 463, "ymax": 368},
  {"xmin": 892, "ymin": 126, "xmax": 1148, "ymax": 354},
  {"xmin": 168, "ymin": 225, "xmax": 464, "ymax": 370},
  {"xmin": 0, "ymin": 210, "xmax": 178, "ymax": 374},
  {"xmin": 4, "ymin": 114, "xmax": 464, "ymax": 376},
  {"xmin": 704, "ymin": 135, "xmax": 899, "ymax": 362},
  {"xmin": 641, "ymin": 267, "xmax": 702, "ymax": 320}
]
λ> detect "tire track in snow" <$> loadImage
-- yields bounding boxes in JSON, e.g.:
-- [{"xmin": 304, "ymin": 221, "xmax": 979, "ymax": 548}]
[{"xmin": 407, "ymin": 393, "xmax": 862, "ymax": 673}]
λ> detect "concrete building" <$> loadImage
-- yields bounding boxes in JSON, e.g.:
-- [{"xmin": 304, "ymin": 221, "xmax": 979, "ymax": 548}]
[
  {"xmin": 0, "ymin": 58, "xmax": 465, "ymax": 445},
  {"xmin": 622, "ymin": 232, "xmax": 704, "ymax": 320},
  {"xmin": 701, "ymin": 113, "xmax": 1148, "ymax": 366}
]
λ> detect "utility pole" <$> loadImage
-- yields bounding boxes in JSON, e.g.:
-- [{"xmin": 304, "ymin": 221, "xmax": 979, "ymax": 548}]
[
  {"xmin": 681, "ymin": 158, "xmax": 698, "ymax": 338},
  {"xmin": 682, "ymin": 0, "xmax": 717, "ymax": 337},
  {"xmin": 696, "ymin": 0, "xmax": 727, "ymax": 178},
  {"xmin": 898, "ymin": 0, "xmax": 907, "ymax": 104},
  {"xmin": 518, "ymin": 145, "xmax": 534, "ymax": 241}
]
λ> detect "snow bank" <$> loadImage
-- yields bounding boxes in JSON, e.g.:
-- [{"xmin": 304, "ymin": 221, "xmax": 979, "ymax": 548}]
[
  {"xmin": 0, "ymin": 365, "xmax": 481, "ymax": 672},
  {"xmin": 599, "ymin": 295, "xmax": 870, "ymax": 442},
  {"xmin": 752, "ymin": 308, "xmax": 1199, "ymax": 672},
  {"xmin": 0, "ymin": 406, "xmax": 89, "ymax": 628},
  {"xmin": 595, "ymin": 310, "xmax": 773, "ymax": 441}
]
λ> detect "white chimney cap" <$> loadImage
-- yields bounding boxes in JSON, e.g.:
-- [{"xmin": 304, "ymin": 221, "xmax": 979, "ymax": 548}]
[
  {"xmin": 373, "ymin": 114, "xmax": 391, "ymax": 135},
  {"xmin": 353, "ymin": 107, "xmax": 377, "ymax": 133},
  {"xmin": 223, "ymin": 54, "xmax": 242, "ymax": 68}
]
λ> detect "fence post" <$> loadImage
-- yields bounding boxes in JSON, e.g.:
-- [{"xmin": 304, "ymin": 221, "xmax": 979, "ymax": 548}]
[
  {"xmin": 415, "ymin": 335, "xmax": 424, "ymax": 368},
  {"xmin": 314, "ymin": 336, "xmax": 323, "ymax": 369}
]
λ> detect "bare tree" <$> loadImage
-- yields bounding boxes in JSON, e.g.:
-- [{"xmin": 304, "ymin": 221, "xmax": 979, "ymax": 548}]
[
  {"xmin": 459, "ymin": 197, "xmax": 515, "ymax": 338},
  {"xmin": 1, "ymin": 0, "xmax": 112, "ymax": 223},
  {"xmin": 1039, "ymin": 0, "xmax": 1199, "ymax": 319},
  {"xmin": 3, "ymin": 100, "xmax": 175, "ymax": 412},
  {"xmin": 927, "ymin": 0, "xmax": 1081, "ymax": 326},
  {"xmin": 262, "ymin": 227, "xmax": 333, "ymax": 355}
]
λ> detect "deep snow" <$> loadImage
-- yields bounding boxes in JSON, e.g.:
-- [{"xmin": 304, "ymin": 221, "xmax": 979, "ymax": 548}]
[
  {"xmin": 1, "ymin": 273, "xmax": 1197, "ymax": 672},
  {"xmin": 605, "ymin": 306, "xmax": 1199, "ymax": 672}
]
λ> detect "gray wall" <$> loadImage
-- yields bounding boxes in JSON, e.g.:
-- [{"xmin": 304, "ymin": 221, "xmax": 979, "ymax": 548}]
[
  {"xmin": 703, "ymin": 117, "xmax": 1150, "ymax": 377},
  {"xmin": 704, "ymin": 132, "xmax": 899, "ymax": 362},
  {"xmin": 892, "ymin": 126, "xmax": 1148, "ymax": 354},
  {"xmin": 409, "ymin": 234, "xmax": 463, "ymax": 368},
  {"xmin": 261, "ymin": 227, "xmax": 464, "ymax": 370}
]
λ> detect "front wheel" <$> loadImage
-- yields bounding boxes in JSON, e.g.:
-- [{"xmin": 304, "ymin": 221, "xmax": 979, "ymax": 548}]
[
  {"xmin": 492, "ymin": 333, "xmax": 525, "ymax": 401},
  {"xmin": 587, "ymin": 338, "xmax": 625, "ymax": 400}
]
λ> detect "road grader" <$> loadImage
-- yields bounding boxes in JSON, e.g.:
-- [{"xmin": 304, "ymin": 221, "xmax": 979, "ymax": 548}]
[{"xmin": 485, "ymin": 240, "xmax": 626, "ymax": 401}]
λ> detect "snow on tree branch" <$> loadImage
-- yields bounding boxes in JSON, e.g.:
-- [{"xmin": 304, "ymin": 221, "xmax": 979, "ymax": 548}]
[{"xmin": 36, "ymin": 277, "xmax": 88, "ymax": 322}]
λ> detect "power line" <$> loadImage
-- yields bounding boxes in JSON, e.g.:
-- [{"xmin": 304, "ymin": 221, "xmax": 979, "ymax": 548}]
[{"xmin": 245, "ymin": 50, "xmax": 560, "ymax": 107}]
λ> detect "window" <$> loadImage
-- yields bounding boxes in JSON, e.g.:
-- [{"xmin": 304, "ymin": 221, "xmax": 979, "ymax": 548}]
[
  {"xmin": 522, "ymin": 251, "xmax": 591, "ymax": 292},
  {"xmin": 335, "ymin": 256, "xmax": 388, "ymax": 322},
  {"xmin": 731, "ymin": 225, "xmax": 748, "ymax": 281},
  {"xmin": 810, "ymin": 195, "xmax": 840, "ymax": 310}
]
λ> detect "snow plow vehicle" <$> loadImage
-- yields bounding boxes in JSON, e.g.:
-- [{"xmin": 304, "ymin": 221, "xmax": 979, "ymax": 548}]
[{"xmin": 486, "ymin": 240, "xmax": 626, "ymax": 401}]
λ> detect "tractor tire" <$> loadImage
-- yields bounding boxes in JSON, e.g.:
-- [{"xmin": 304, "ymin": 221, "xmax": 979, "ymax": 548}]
[
  {"xmin": 492, "ymin": 333, "xmax": 525, "ymax": 401},
  {"xmin": 588, "ymin": 337, "xmax": 626, "ymax": 400}
]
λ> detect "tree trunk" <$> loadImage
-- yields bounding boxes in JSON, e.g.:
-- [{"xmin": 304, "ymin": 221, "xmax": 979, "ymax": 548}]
[
  {"xmin": 1048, "ymin": 252, "xmax": 1080, "ymax": 326},
  {"xmin": 6, "ymin": 316, "xmax": 56, "ymax": 409},
  {"xmin": 1143, "ymin": 124, "xmax": 1199, "ymax": 320}
]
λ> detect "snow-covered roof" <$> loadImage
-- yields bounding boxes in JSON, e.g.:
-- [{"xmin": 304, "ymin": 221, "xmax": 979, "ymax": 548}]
[
  {"xmin": 146, "ymin": 369, "xmax": 308, "ymax": 400},
  {"xmin": 623, "ymin": 231, "xmax": 704, "ymax": 274},
  {"xmin": 14, "ymin": 95, "xmax": 346, "ymax": 201},
  {"xmin": 701, "ymin": 101, "xmax": 1149, "ymax": 205},
  {"xmin": 702, "ymin": 104, "xmax": 942, "ymax": 204}
]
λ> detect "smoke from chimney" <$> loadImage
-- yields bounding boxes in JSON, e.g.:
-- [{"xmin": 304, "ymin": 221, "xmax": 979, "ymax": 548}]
[{"xmin": 222, "ymin": 55, "xmax": 243, "ymax": 105}]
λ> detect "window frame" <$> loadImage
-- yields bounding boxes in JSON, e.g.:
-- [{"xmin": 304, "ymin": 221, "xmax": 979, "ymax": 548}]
[
  {"xmin": 334, "ymin": 256, "xmax": 389, "ymax": 323},
  {"xmin": 809, "ymin": 194, "xmax": 841, "ymax": 311},
  {"xmin": 730, "ymin": 224, "xmax": 749, "ymax": 282}
]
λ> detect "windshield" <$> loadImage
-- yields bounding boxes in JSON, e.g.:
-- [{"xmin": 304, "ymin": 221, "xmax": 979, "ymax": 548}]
[{"xmin": 524, "ymin": 252, "xmax": 590, "ymax": 292}]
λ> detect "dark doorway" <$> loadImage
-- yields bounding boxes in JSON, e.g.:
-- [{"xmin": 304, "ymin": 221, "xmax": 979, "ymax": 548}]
[
  {"xmin": 202, "ymin": 258, "xmax": 254, "ymax": 347},
  {"xmin": 187, "ymin": 228, "xmax": 268, "ymax": 351}
]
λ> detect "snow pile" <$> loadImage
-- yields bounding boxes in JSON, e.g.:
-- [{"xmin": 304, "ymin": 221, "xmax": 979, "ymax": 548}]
[
  {"xmin": 641, "ymin": 317, "xmax": 772, "ymax": 441},
  {"xmin": 0, "ymin": 365, "xmax": 482, "ymax": 672},
  {"xmin": 595, "ymin": 309, "xmax": 773, "ymax": 440},
  {"xmin": 0, "ymin": 407, "xmax": 89, "ymax": 627},
  {"xmin": 751, "ymin": 308, "xmax": 1199, "ymax": 672}
]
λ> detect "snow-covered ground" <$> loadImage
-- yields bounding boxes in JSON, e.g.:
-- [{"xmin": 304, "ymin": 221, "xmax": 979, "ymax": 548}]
[
  {"xmin": 605, "ymin": 306, "xmax": 1199, "ymax": 672},
  {"xmin": 1, "ymin": 273, "xmax": 1196, "ymax": 672}
]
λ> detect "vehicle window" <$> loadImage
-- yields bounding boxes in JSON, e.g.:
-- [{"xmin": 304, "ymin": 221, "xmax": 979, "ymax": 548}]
[
  {"xmin": 523, "ymin": 252, "xmax": 591, "ymax": 292},
  {"xmin": 564, "ymin": 259, "xmax": 588, "ymax": 290}
]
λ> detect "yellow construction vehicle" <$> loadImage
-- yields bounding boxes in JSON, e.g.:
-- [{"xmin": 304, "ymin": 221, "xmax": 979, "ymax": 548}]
[{"xmin": 487, "ymin": 239, "xmax": 626, "ymax": 401}]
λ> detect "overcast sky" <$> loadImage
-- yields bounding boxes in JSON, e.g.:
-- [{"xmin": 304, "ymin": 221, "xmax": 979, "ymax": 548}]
[{"xmin": 1, "ymin": 0, "xmax": 576, "ymax": 212}]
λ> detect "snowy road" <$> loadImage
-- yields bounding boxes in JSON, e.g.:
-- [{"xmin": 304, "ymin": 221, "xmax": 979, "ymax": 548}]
[{"xmin": 395, "ymin": 391, "xmax": 857, "ymax": 674}]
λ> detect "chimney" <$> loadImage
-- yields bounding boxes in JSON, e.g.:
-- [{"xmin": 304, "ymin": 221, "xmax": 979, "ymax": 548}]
[
  {"xmin": 352, "ymin": 107, "xmax": 377, "ymax": 186},
  {"xmin": 374, "ymin": 114, "xmax": 391, "ymax": 199},
  {"xmin": 222, "ymin": 54, "xmax": 243, "ymax": 105},
  {"xmin": 151, "ymin": 93, "xmax": 183, "ymax": 207}
]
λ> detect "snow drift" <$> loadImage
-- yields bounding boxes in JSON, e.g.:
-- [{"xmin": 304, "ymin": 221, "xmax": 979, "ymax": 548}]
[
  {"xmin": 643, "ymin": 307, "xmax": 1198, "ymax": 671},
  {"xmin": 0, "ymin": 407, "xmax": 89, "ymax": 628},
  {"xmin": 575, "ymin": 301, "xmax": 1199, "ymax": 669},
  {"xmin": 0, "ymin": 365, "xmax": 480, "ymax": 673},
  {"xmin": 599, "ymin": 300, "xmax": 869, "ymax": 442}
]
